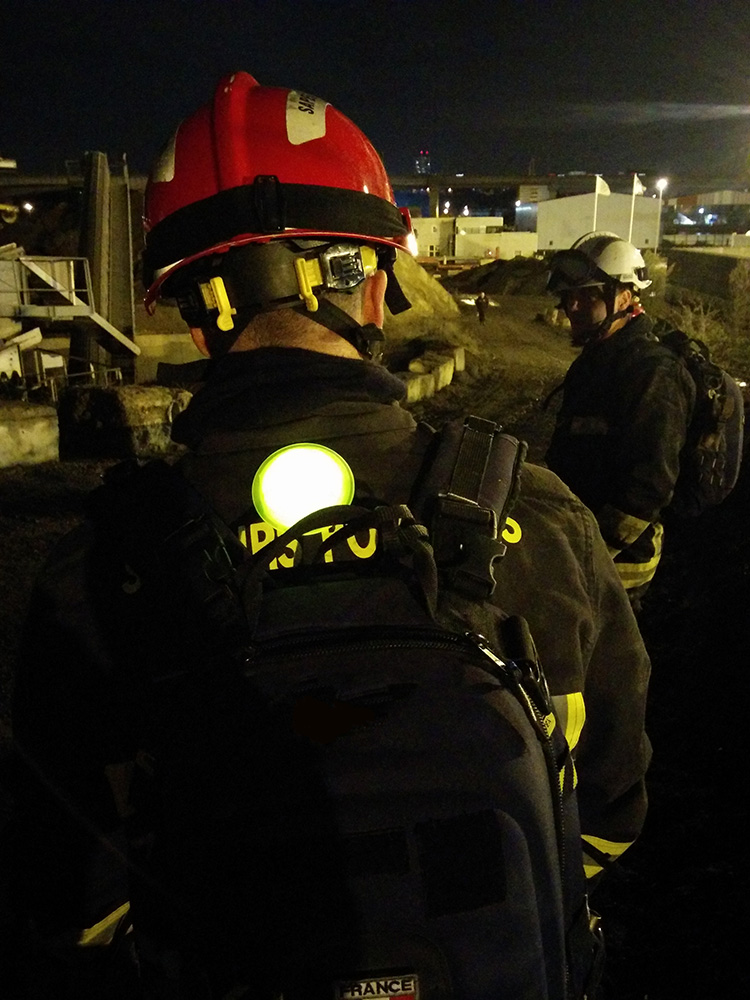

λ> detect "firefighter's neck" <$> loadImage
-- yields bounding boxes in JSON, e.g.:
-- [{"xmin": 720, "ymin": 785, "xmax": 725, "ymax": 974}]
[
  {"xmin": 595, "ymin": 287, "xmax": 635, "ymax": 342},
  {"xmin": 188, "ymin": 271, "xmax": 387, "ymax": 360},
  {"xmin": 600, "ymin": 311, "xmax": 632, "ymax": 340}
]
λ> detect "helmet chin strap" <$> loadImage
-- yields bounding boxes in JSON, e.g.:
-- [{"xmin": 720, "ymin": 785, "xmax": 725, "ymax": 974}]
[
  {"xmin": 296, "ymin": 298, "xmax": 385, "ymax": 362},
  {"xmin": 584, "ymin": 308, "xmax": 634, "ymax": 344}
]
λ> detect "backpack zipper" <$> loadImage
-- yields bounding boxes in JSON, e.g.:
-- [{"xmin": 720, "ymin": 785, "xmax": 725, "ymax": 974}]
[{"xmin": 243, "ymin": 625, "xmax": 507, "ymax": 668}]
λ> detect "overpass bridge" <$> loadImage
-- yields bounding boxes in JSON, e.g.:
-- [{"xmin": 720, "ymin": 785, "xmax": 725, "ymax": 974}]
[
  {"xmin": 389, "ymin": 172, "xmax": 747, "ymax": 217},
  {"xmin": 1, "ymin": 169, "xmax": 743, "ymax": 199}
]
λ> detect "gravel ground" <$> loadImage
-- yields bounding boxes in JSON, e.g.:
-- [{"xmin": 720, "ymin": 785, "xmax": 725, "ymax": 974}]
[{"xmin": 1, "ymin": 297, "xmax": 747, "ymax": 998}]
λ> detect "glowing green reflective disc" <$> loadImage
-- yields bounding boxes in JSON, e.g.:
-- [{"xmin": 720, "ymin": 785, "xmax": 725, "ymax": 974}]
[{"xmin": 252, "ymin": 443, "xmax": 355, "ymax": 531}]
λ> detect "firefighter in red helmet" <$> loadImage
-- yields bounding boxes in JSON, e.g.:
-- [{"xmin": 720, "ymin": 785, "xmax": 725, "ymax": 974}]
[
  {"xmin": 142, "ymin": 71, "xmax": 414, "ymax": 362},
  {"xmin": 8, "ymin": 73, "xmax": 651, "ymax": 999}
]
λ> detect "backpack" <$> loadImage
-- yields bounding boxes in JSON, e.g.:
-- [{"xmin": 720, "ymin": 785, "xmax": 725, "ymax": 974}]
[
  {"xmin": 87, "ymin": 416, "xmax": 602, "ymax": 1000},
  {"xmin": 653, "ymin": 324, "xmax": 745, "ymax": 517}
]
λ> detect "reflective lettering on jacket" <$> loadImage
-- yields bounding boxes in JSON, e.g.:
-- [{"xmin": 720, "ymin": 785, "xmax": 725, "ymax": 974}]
[
  {"xmin": 238, "ymin": 521, "xmax": 377, "ymax": 567},
  {"xmin": 239, "ymin": 516, "xmax": 523, "ymax": 568},
  {"xmin": 503, "ymin": 516, "xmax": 522, "ymax": 544}
]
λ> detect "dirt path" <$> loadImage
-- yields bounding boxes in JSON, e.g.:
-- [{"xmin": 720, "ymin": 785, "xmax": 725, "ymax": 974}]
[{"xmin": 409, "ymin": 296, "xmax": 575, "ymax": 461}]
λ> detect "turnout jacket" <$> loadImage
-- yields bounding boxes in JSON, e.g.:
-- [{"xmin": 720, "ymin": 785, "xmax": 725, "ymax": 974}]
[
  {"xmin": 10, "ymin": 348, "xmax": 651, "ymax": 960},
  {"xmin": 545, "ymin": 313, "xmax": 695, "ymax": 591}
]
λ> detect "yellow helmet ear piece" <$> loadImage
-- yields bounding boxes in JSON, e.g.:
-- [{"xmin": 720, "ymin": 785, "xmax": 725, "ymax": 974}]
[
  {"xmin": 251, "ymin": 443, "xmax": 355, "ymax": 532},
  {"xmin": 294, "ymin": 257, "xmax": 324, "ymax": 312},
  {"xmin": 360, "ymin": 245, "xmax": 378, "ymax": 277},
  {"xmin": 198, "ymin": 276, "xmax": 237, "ymax": 331}
]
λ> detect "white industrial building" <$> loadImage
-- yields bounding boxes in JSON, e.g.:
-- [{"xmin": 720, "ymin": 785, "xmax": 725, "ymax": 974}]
[
  {"xmin": 412, "ymin": 216, "xmax": 537, "ymax": 260},
  {"xmin": 537, "ymin": 193, "xmax": 661, "ymax": 251}
]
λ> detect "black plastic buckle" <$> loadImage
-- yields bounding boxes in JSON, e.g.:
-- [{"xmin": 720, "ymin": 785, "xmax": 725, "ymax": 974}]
[
  {"xmin": 253, "ymin": 175, "xmax": 285, "ymax": 233},
  {"xmin": 431, "ymin": 496, "xmax": 505, "ymax": 599},
  {"xmin": 355, "ymin": 323, "xmax": 385, "ymax": 363},
  {"xmin": 449, "ymin": 532, "xmax": 507, "ymax": 599}
]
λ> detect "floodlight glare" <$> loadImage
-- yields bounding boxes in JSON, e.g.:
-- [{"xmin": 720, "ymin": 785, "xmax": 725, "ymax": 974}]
[{"xmin": 251, "ymin": 443, "xmax": 355, "ymax": 531}]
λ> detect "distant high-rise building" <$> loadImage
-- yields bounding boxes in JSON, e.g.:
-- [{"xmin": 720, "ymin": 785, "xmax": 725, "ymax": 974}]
[{"xmin": 415, "ymin": 150, "xmax": 431, "ymax": 175}]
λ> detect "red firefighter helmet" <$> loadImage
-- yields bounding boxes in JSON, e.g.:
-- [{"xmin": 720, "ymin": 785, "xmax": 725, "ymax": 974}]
[{"xmin": 143, "ymin": 71, "xmax": 413, "ymax": 308}]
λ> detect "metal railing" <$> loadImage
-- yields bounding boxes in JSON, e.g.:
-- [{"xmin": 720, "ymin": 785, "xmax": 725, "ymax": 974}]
[{"xmin": 0, "ymin": 255, "xmax": 96, "ymax": 316}]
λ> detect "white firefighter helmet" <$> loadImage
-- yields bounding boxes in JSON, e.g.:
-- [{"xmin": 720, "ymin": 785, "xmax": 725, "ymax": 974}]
[
  {"xmin": 548, "ymin": 232, "xmax": 652, "ymax": 294},
  {"xmin": 568, "ymin": 232, "xmax": 652, "ymax": 290}
]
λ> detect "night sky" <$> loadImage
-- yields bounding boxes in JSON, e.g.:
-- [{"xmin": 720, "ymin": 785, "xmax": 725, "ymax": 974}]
[{"xmin": 5, "ymin": 0, "xmax": 750, "ymax": 183}]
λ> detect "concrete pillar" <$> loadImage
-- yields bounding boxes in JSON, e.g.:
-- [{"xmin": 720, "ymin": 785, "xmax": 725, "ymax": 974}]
[
  {"xmin": 428, "ymin": 185, "xmax": 440, "ymax": 219},
  {"xmin": 71, "ymin": 151, "xmax": 111, "ymax": 373}
]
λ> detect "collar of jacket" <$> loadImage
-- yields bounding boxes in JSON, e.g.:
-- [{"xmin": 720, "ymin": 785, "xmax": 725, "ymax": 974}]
[
  {"xmin": 583, "ymin": 311, "xmax": 654, "ymax": 354},
  {"xmin": 171, "ymin": 347, "xmax": 408, "ymax": 448}
]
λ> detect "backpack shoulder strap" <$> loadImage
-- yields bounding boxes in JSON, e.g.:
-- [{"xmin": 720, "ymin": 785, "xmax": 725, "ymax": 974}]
[
  {"xmin": 86, "ymin": 458, "xmax": 250, "ymax": 660},
  {"xmin": 650, "ymin": 320, "xmax": 712, "ymax": 364},
  {"xmin": 410, "ymin": 415, "xmax": 527, "ymax": 599}
]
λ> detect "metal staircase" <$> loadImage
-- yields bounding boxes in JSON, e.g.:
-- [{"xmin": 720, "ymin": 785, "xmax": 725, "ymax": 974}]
[{"xmin": 0, "ymin": 245, "xmax": 140, "ymax": 355}]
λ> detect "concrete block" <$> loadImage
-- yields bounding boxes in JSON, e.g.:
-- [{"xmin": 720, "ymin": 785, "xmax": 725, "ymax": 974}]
[
  {"xmin": 429, "ymin": 343, "xmax": 465, "ymax": 373},
  {"xmin": 421, "ymin": 351, "xmax": 455, "ymax": 390},
  {"xmin": 407, "ymin": 356, "xmax": 430, "ymax": 374},
  {"xmin": 399, "ymin": 370, "xmax": 437, "ymax": 402},
  {"xmin": 449, "ymin": 345, "xmax": 466, "ymax": 372},
  {"xmin": 0, "ymin": 401, "xmax": 59, "ymax": 468},
  {"xmin": 542, "ymin": 307, "xmax": 570, "ymax": 328},
  {"xmin": 58, "ymin": 385, "xmax": 193, "ymax": 458},
  {"xmin": 407, "ymin": 348, "xmax": 459, "ymax": 388}
]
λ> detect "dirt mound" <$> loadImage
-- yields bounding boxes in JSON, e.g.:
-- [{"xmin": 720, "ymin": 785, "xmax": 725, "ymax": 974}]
[
  {"xmin": 441, "ymin": 256, "xmax": 550, "ymax": 296},
  {"xmin": 383, "ymin": 253, "xmax": 461, "ymax": 338},
  {"xmin": 381, "ymin": 253, "xmax": 477, "ymax": 365}
]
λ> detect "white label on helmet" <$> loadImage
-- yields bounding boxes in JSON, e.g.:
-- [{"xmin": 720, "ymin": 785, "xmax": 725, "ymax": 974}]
[
  {"xmin": 151, "ymin": 129, "xmax": 178, "ymax": 183},
  {"xmin": 286, "ymin": 90, "xmax": 327, "ymax": 145}
]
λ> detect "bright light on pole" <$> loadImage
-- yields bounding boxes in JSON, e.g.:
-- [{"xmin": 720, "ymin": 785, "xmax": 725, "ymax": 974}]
[{"xmin": 655, "ymin": 177, "xmax": 668, "ymax": 248}]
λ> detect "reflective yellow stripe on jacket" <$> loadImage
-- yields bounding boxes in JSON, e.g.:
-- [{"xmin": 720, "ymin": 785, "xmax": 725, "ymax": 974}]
[
  {"xmin": 614, "ymin": 521, "xmax": 664, "ymax": 590},
  {"xmin": 551, "ymin": 691, "xmax": 586, "ymax": 791},
  {"xmin": 598, "ymin": 504, "xmax": 652, "ymax": 551},
  {"xmin": 552, "ymin": 695, "xmax": 634, "ymax": 879},
  {"xmin": 582, "ymin": 835, "xmax": 635, "ymax": 880},
  {"xmin": 77, "ymin": 901, "xmax": 131, "ymax": 947},
  {"xmin": 551, "ymin": 692, "xmax": 586, "ymax": 750}
]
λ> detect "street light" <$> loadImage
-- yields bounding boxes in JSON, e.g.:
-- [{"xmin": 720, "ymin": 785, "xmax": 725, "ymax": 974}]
[{"xmin": 655, "ymin": 177, "xmax": 668, "ymax": 248}]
